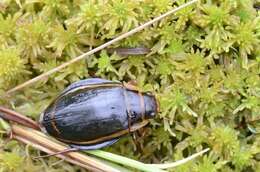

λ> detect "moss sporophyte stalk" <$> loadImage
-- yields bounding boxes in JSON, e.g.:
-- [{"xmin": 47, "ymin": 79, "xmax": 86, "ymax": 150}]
[{"xmin": 0, "ymin": 0, "xmax": 260, "ymax": 172}]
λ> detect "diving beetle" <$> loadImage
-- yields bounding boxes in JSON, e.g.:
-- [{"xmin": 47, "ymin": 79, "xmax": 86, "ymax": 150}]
[{"xmin": 39, "ymin": 78, "xmax": 159, "ymax": 150}]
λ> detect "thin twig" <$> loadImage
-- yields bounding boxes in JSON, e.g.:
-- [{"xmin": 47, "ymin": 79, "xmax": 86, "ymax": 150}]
[{"xmin": 4, "ymin": 0, "xmax": 198, "ymax": 96}]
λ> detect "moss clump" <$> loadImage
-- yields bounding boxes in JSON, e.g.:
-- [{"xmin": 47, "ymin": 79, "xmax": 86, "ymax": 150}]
[
  {"xmin": 0, "ymin": 48, "xmax": 26, "ymax": 88},
  {"xmin": 0, "ymin": 0, "xmax": 259, "ymax": 171}
]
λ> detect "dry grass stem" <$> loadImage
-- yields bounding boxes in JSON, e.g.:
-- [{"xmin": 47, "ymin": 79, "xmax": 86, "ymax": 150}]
[
  {"xmin": 12, "ymin": 124, "xmax": 120, "ymax": 172},
  {"xmin": 0, "ymin": 107, "xmax": 40, "ymax": 130}
]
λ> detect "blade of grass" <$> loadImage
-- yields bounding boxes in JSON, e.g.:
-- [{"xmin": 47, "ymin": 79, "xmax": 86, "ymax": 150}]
[
  {"xmin": 148, "ymin": 148, "xmax": 210, "ymax": 169},
  {"xmin": 86, "ymin": 150, "xmax": 166, "ymax": 172},
  {"xmin": 96, "ymin": 158, "xmax": 133, "ymax": 172},
  {"xmin": 86, "ymin": 148, "xmax": 209, "ymax": 172},
  {"xmin": 4, "ymin": 0, "xmax": 198, "ymax": 96}
]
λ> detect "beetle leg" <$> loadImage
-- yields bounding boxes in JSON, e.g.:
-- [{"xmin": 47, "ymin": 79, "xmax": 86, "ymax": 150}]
[
  {"xmin": 131, "ymin": 131, "xmax": 143, "ymax": 153},
  {"xmin": 131, "ymin": 132, "xmax": 138, "ymax": 151},
  {"xmin": 33, "ymin": 147, "xmax": 79, "ymax": 159},
  {"xmin": 137, "ymin": 127, "xmax": 146, "ymax": 138}
]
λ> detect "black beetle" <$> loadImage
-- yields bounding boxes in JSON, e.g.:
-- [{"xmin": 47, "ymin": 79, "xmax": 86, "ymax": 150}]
[{"xmin": 39, "ymin": 78, "xmax": 159, "ymax": 150}]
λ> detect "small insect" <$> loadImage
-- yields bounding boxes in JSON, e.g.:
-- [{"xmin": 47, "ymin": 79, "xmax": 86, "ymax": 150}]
[{"xmin": 39, "ymin": 78, "xmax": 159, "ymax": 151}]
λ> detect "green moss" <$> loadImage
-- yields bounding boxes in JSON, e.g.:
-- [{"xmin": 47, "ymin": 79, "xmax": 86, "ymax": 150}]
[
  {"xmin": 0, "ymin": 0, "xmax": 259, "ymax": 171},
  {"xmin": 0, "ymin": 48, "xmax": 26, "ymax": 88},
  {"xmin": 0, "ymin": 152, "xmax": 23, "ymax": 171}
]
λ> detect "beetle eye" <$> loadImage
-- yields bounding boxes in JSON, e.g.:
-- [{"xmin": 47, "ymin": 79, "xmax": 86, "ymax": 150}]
[
  {"xmin": 146, "ymin": 92, "xmax": 153, "ymax": 96},
  {"xmin": 150, "ymin": 112, "xmax": 155, "ymax": 117}
]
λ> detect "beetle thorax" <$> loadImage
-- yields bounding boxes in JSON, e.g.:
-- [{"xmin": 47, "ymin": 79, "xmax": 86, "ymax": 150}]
[
  {"xmin": 125, "ymin": 90, "xmax": 157, "ymax": 123},
  {"xmin": 125, "ymin": 90, "xmax": 145, "ymax": 123}
]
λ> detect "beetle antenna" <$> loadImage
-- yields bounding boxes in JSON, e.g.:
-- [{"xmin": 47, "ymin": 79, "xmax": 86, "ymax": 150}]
[{"xmin": 33, "ymin": 147, "xmax": 79, "ymax": 159}]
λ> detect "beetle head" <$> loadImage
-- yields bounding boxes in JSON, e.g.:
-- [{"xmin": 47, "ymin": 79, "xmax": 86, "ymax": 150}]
[{"xmin": 143, "ymin": 92, "xmax": 159, "ymax": 119}]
